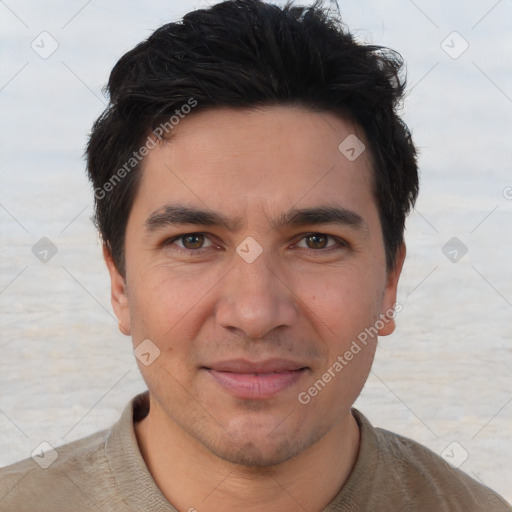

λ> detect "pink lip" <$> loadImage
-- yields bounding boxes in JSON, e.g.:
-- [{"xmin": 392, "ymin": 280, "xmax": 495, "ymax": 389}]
[{"xmin": 203, "ymin": 359, "xmax": 308, "ymax": 399}]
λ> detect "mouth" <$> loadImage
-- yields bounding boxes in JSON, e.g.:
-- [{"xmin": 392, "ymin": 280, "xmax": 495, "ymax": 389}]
[{"xmin": 202, "ymin": 358, "xmax": 309, "ymax": 400}]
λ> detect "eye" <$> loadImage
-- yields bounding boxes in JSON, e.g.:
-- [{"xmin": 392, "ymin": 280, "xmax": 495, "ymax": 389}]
[
  {"xmin": 294, "ymin": 233, "xmax": 347, "ymax": 254},
  {"xmin": 163, "ymin": 232, "xmax": 347, "ymax": 257},
  {"xmin": 165, "ymin": 233, "xmax": 215, "ymax": 252}
]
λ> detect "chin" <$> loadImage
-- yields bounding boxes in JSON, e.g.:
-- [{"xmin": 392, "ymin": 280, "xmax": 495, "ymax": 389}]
[
  {"xmin": 212, "ymin": 439, "xmax": 301, "ymax": 468},
  {"xmin": 203, "ymin": 423, "xmax": 327, "ymax": 468}
]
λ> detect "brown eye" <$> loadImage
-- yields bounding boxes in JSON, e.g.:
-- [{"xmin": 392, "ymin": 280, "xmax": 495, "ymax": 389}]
[
  {"xmin": 304, "ymin": 233, "xmax": 329, "ymax": 249},
  {"xmin": 181, "ymin": 234, "xmax": 205, "ymax": 249},
  {"xmin": 294, "ymin": 233, "xmax": 347, "ymax": 255},
  {"xmin": 166, "ymin": 233, "xmax": 214, "ymax": 252}
]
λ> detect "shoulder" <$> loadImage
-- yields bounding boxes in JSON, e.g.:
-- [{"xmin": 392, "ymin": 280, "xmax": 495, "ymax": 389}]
[
  {"xmin": 0, "ymin": 394, "xmax": 149, "ymax": 512},
  {"xmin": 375, "ymin": 425, "xmax": 510, "ymax": 510},
  {"xmin": 0, "ymin": 426, "xmax": 109, "ymax": 476},
  {"xmin": 350, "ymin": 409, "xmax": 511, "ymax": 511},
  {"xmin": 0, "ymin": 428, "xmax": 115, "ymax": 511}
]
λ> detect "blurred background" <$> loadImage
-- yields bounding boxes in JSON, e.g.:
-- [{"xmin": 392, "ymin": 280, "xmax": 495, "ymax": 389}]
[{"xmin": 1, "ymin": 0, "xmax": 511, "ymax": 502}]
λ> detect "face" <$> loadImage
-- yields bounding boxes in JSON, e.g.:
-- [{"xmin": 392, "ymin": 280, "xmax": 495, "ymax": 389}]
[{"xmin": 105, "ymin": 106, "xmax": 404, "ymax": 467}]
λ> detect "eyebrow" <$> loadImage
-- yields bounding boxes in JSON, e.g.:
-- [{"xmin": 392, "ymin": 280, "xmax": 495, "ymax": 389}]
[{"xmin": 144, "ymin": 204, "xmax": 367, "ymax": 233}]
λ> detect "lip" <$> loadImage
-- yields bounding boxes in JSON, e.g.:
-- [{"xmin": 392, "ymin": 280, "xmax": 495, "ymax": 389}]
[{"xmin": 203, "ymin": 358, "xmax": 308, "ymax": 400}]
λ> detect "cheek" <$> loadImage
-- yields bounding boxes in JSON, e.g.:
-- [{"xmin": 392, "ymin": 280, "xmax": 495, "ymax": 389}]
[
  {"xmin": 300, "ymin": 271, "xmax": 380, "ymax": 410},
  {"xmin": 300, "ymin": 264, "xmax": 382, "ymax": 337},
  {"xmin": 127, "ymin": 269, "xmax": 205, "ymax": 390},
  {"xmin": 127, "ymin": 265, "xmax": 222, "ymax": 347}
]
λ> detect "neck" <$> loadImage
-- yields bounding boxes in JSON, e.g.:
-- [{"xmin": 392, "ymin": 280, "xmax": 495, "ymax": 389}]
[{"xmin": 134, "ymin": 398, "xmax": 360, "ymax": 512}]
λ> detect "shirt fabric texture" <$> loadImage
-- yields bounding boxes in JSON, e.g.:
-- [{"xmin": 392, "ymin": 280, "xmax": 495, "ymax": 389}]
[{"xmin": 1, "ymin": 392, "xmax": 510, "ymax": 511}]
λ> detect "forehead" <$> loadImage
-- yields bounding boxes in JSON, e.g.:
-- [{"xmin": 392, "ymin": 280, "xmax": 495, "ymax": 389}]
[{"xmin": 132, "ymin": 106, "xmax": 376, "ymax": 229}]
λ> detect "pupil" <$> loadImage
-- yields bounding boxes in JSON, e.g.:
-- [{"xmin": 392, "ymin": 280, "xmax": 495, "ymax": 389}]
[
  {"xmin": 185, "ymin": 234, "xmax": 203, "ymax": 249},
  {"xmin": 308, "ymin": 234, "xmax": 326, "ymax": 249}
]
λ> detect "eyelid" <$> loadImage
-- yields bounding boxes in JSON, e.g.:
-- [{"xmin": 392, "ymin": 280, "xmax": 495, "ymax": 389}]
[
  {"xmin": 293, "ymin": 233, "xmax": 343, "ymax": 249},
  {"xmin": 164, "ymin": 231, "xmax": 348, "ymax": 255},
  {"xmin": 168, "ymin": 232, "xmax": 215, "ymax": 249}
]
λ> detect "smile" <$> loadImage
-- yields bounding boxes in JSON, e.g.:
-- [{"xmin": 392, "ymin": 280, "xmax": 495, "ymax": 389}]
[{"xmin": 203, "ymin": 359, "xmax": 308, "ymax": 400}]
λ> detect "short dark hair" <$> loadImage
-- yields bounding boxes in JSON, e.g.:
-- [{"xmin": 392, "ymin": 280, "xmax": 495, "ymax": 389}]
[{"xmin": 86, "ymin": 0, "xmax": 419, "ymax": 276}]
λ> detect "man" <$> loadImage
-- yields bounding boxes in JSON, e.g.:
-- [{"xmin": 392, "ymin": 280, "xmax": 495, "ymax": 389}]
[{"xmin": 0, "ymin": 0, "xmax": 509, "ymax": 510}]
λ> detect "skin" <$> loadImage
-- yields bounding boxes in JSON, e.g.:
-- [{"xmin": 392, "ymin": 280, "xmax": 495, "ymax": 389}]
[{"xmin": 104, "ymin": 106, "xmax": 405, "ymax": 512}]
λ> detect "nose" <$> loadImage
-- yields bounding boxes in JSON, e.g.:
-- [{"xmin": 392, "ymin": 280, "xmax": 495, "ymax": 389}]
[{"xmin": 215, "ymin": 248, "xmax": 299, "ymax": 340}]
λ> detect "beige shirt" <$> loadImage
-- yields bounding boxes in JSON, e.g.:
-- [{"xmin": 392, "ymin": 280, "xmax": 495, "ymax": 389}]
[{"xmin": 0, "ymin": 392, "xmax": 509, "ymax": 511}]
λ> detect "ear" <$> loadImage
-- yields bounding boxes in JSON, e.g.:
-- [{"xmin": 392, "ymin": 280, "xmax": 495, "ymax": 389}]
[
  {"xmin": 103, "ymin": 244, "xmax": 131, "ymax": 336},
  {"xmin": 378, "ymin": 242, "xmax": 406, "ymax": 336}
]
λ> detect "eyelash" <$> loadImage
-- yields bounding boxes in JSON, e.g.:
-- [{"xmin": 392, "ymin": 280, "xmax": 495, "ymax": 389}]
[{"xmin": 163, "ymin": 232, "xmax": 348, "ymax": 257}]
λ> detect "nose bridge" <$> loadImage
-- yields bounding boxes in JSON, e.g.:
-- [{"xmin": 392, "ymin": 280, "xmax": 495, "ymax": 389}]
[
  {"xmin": 215, "ymin": 243, "xmax": 298, "ymax": 339},
  {"xmin": 234, "ymin": 242, "xmax": 279, "ymax": 293}
]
